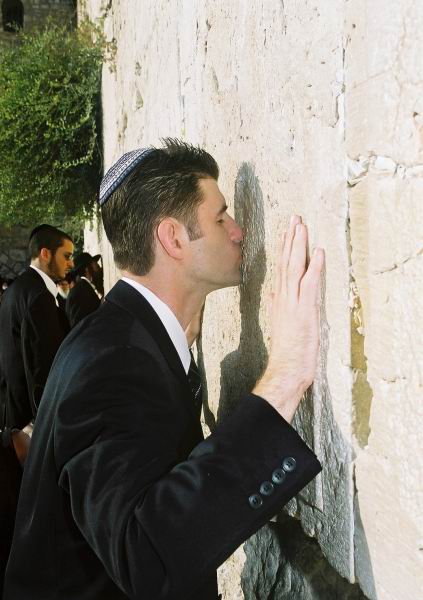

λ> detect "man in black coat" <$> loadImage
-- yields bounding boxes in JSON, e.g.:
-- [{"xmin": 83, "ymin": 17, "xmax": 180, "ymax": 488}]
[
  {"xmin": 0, "ymin": 224, "xmax": 74, "ymax": 431},
  {"xmin": 0, "ymin": 224, "xmax": 73, "ymax": 593},
  {"xmin": 66, "ymin": 252, "xmax": 103, "ymax": 328},
  {"xmin": 4, "ymin": 141, "xmax": 325, "ymax": 600}
]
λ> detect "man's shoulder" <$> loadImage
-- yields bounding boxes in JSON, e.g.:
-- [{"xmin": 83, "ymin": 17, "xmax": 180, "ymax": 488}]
[
  {"xmin": 64, "ymin": 297, "xmax": 142, "ymax": 348},
  {"xmin": 62, "ymin": 281, "xmax": 166, "ymax": 362},
  {"xmin": 69, "ymin": 278, "xmax": 96, "ymax": 299},
  {"xmin": 51, "ymin": 302, "xmax": 159, "ymax": 392},
  {"xmin": 0, "ymin": 269, "xmax": 47, "ymax": 308}
]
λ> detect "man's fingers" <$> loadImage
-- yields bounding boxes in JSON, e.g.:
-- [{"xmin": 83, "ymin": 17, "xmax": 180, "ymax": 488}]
[
  {"xmin": 300, "ymin": 247, "xmax": 325, "ymax": 304},
  {"xmin": 287, "ymin": 223, "xmax": 308, "ymax": 300},
  {"xmin": 278, "ymin": 215, "xmax": 302, "ymax": 292},
  {"xmin": 273, "ymin": 233, "xmax": 285, "ymax": 293}
]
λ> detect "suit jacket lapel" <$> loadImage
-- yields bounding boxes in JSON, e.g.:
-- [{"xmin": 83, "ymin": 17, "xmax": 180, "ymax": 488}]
[{"xmin": 105, "ymin": 280, "xmax": 189, "ymax": 386}]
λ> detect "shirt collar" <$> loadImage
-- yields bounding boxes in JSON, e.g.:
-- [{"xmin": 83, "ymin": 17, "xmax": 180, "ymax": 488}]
[
  {"xmin": 29, "ymin": 265, "xmax": 58, "ymax": 301},
  {"xmin": 121, "ymin": 277, "xmax": 191, "ymax": 374},
  {"xmin": 81, "ymin": 276, "xmax": 96, "ymax": 290}
]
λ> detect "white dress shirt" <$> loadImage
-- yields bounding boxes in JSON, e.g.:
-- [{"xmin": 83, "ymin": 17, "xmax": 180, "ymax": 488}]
[
  {"xmin": 121, "ymin": 277, "xmax": 191, "ymax": 374},
  {"xmin": 29, "ymin": 265, "xmax": 59, "ymax": 306}
]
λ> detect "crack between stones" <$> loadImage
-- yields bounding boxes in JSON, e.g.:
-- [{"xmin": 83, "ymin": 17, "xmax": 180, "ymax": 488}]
[{"xmin": 371, "ymin": 248, "xmax": 423, "ymax": 274}]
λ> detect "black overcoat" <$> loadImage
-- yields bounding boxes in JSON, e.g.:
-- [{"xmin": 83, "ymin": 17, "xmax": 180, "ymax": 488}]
[
  {"xmin": 66, "ymin": 278, "xmax": 101, "ymax": 328},
  {"xmin": 4, "ymin": 280, "xmax": 321, "ymax": 600},
  {"xmin": 0, "ymin": 268, "xmax": 67, "ymax": 429}
]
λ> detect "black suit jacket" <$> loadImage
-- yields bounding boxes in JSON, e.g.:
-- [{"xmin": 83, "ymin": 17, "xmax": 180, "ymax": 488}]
[
  {"xmin": 66, "ymin": 278, "xmax": 101, "ymax": 328},
  {"xmin": 0, "ymin": 268, "xmax": 67, "ymax": 429},
  {"xmin": 4, "ymin": 281, "xmax": 321, "ymax": 600}
]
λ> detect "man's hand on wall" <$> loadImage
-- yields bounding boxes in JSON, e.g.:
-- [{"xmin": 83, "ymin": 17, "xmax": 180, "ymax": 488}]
[{"xmin": 253, "ymin": 215, "xmax": 324, "ymax": 423}]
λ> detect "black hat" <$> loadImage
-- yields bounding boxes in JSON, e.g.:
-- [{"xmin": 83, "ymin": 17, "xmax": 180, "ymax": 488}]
[{"xmin": 71, "ymin": 252, "xmax": 101, "ymax": 276}]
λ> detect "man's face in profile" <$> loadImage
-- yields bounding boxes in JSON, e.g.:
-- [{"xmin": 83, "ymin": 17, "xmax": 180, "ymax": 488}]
[
  {"xmin": 186, "ymin": 178, "xmax": 243, "ymax": 293},
  {"xmin": 48, "ymin": 240, "xmax": 74, "ymax": 281}
]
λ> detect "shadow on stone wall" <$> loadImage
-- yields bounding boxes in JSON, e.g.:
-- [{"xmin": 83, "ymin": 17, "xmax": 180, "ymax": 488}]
[
  {"xmin": 241, "ymin": 516, "xmax": 369, "ymax": 600},
  {"xmin": 237, "ymin": 225, "xmax": 377, "ymax": 599},
  {"xmin": 197, "ymin": 162, "xmax": 377, "ymax": 598},
  {"xmin": 197, "ymin": 162, "xmax": 268, "ymax": 432},
  {"xmin": 217, "ymin": 162, "xmax": 268, "ymax": 422}
]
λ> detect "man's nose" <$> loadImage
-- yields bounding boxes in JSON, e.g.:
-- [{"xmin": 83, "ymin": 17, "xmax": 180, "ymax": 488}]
[
  {"xmin": 229, "ymin": 218, "xmax": 243, "ymax": 244},
  {"xmin": 68, "ymin": 259, "xmax": 74, "ymax": 268}
]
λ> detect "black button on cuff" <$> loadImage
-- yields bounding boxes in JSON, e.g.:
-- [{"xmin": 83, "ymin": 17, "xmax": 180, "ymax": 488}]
[
  {"xmin": 248, "ymin": 493, "xmax": 263, "ymax": 509},
  {"xmin": 282, "ymin": 457, "xmax": 297, "ymax": 473},
  {"xmin": 271, "ymin": 468, "xmax": 286, "ymax": 485},
  {"xmin": 260, "ymin": 481, "xmax": 274, "ymax": 496}
]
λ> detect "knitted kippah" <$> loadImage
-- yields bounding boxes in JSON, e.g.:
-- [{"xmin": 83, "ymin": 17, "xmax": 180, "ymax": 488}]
[{"xmin": 98, "ymin": 148, "xmax": 153, "ymax": 206}]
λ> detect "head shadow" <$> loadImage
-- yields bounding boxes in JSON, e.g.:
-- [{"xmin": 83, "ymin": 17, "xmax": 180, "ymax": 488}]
[
  {"xmin": 197, "ymin": 162, "xmax": 268, "ymax": 429},
  {"xmin": 216, "ymin": 162, "xmax": 268, "ymax": 423}
]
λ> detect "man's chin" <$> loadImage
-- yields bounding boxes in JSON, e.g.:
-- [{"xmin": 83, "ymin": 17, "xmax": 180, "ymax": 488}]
[{"xmin": 223, "ymin": 270, "xmax": 242, "ymax": 289}]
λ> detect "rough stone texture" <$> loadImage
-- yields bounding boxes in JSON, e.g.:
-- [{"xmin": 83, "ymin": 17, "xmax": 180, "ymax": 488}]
[
  {"xmin": 0, "ymin": 0, "xmax": 75, "ymax": 42},
  {"xmin": 241, "ymin": 515, "xmax": 366, "ymax": 600},
  {"xmin": 0, "ymin": 225, "xmax": 31, "ymax": 278},
  {"xmin": 20, "ymin": 0, "xmax": 75, "ymax": 31},
  {"xmin": 81, "ymin": 1, "xmax": 423, "ymax": 599},
  {"xmin": 345, "ymin": 2, "xmax": 423, "ymax": 599}
]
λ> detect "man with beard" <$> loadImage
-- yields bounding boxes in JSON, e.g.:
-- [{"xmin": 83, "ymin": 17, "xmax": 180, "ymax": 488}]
[
  {"xmin": 0, "ymin": 224, "xmax": 74, "ymax": 431},
  {"xmin": 0, "ymin": 224, "xmax": 73, "ymax": 591},
  {"xmin": 65, "ymin": 252, "xmax": 103, "ymax": 328}
]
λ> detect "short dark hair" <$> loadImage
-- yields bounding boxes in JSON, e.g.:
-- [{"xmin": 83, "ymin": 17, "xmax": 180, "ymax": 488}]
[
  {"xmin": 28, "ymin": 224, "xmax": 73, "ymax": 259},
  {"xmin": 101, "ymin": 138, "xmax": 219, "ymax": 275}
]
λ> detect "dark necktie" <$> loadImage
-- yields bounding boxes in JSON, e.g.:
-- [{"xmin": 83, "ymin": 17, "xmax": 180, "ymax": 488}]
[{"xmin": 187, "ymin": 352, "xmax": 202, "ymax": 412}]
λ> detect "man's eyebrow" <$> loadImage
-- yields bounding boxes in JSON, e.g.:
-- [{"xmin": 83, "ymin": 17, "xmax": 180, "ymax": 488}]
[{"xmin": 216, "ymin": 204, "xmax": 228, "ymax": 216}]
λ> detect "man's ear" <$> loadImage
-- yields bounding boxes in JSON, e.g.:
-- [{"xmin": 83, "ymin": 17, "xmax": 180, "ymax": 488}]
[
  {"xmin": 156, "ymin": 218, "xmax": 189, "ymax": 259},
  {"xmin": 39, "ymin": 247, "xmax": 52, "ymax": 263}
]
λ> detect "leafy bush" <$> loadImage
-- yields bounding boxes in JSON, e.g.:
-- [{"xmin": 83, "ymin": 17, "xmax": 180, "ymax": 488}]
[{"xmin": 0, "ymin": 21, "xmax": 104, "ymax": 229}]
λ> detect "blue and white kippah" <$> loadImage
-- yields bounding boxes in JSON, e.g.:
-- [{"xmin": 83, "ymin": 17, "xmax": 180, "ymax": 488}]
[{"xmin": 98, "ymin": 148, "xmax": 153, "ymax": 206}]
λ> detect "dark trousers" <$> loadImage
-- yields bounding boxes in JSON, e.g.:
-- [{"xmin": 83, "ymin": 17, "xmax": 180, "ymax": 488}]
[{"xmin": 0, "ymin": 431, "xmax": 22, "ymax": 598}]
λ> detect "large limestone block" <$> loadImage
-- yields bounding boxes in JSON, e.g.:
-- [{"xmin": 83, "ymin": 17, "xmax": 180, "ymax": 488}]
[
  {"xmin": 345, "ymin": 4, "xmax": 423, "ymax": 595},
  {"xmin": 345, "ymin": 0, "xmax": 423, "ymax": 163},
  {"xmin": 349, "ymin": 173, "xmax": 423, "ymax": 600}
]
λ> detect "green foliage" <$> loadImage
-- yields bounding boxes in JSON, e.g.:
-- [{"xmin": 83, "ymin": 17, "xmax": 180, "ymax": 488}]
[{"xmin": 0, "ymin": 21, "xmax": 104, "ymax": 229}]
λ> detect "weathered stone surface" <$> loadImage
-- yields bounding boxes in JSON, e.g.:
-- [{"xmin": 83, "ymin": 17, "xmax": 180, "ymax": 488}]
[
  {"xmin": 23, "ymin": 0, "xmax": 75, "ymax": 31},
  {"xmin": 241, "ymin": 516, "xmax": 366, "ymax": 600},
  {"xmin": 9, "ymin": 249, "xmax": 26, "ymax": 262},
  {"xmin": 349, "ymin": 174, "xmax": 423, "ymax": 600},
  {"xmin": 346, "ymin": 2, "xmax": 423, "ymax": 597},
  {"xmin": 0, "ymin": 225, "xmax": 30, "ymax": 278}
]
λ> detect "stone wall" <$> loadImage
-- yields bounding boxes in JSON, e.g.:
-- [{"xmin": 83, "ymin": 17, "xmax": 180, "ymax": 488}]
[
  {"xmin": 345, "ymin": 2, "xmax": 423, "ymax": 598},
  {"xmin": 0, "ymin": 0, "xmax": 75, "ymax": 43},
  {"xmin": 19, "ymin": 0, "xmax": 74, "ymax": 30},
  {"xmin": 82, "ymin": 2, "xmax": 423, "ymax": 599},
  {"xmin": 0, "ymin": 225, "xmax": 30, "ymax": 279}
]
